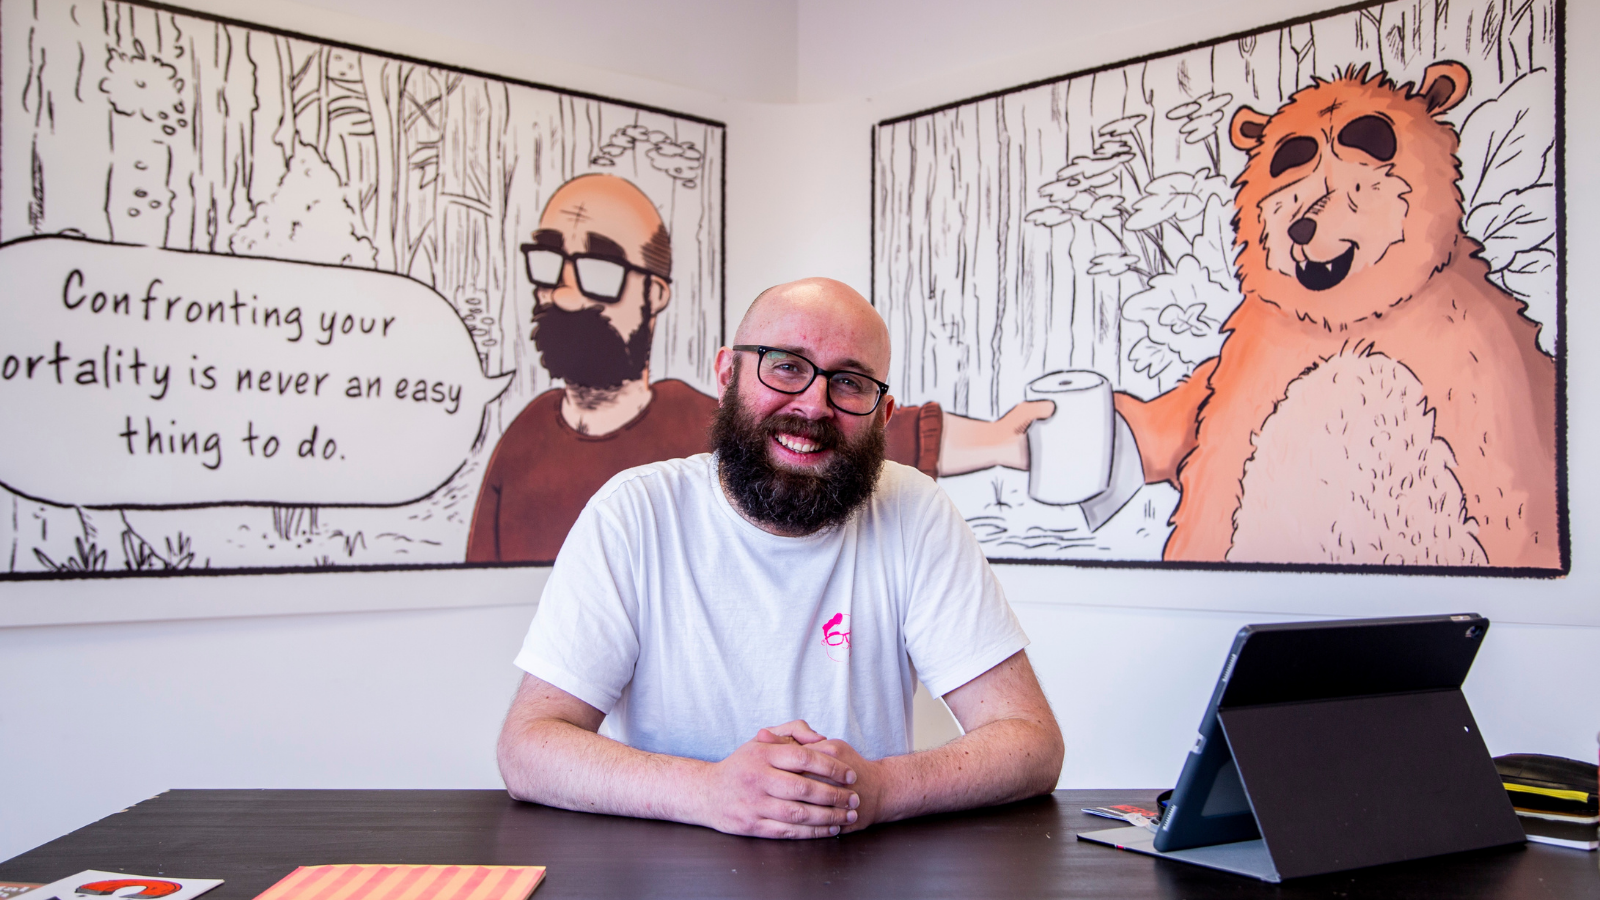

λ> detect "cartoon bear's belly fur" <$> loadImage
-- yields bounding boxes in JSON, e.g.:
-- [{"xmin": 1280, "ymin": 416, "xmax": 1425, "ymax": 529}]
[{"xmin": 1228, "ymin": 349, "xmax": 1484, "ymax": 565}]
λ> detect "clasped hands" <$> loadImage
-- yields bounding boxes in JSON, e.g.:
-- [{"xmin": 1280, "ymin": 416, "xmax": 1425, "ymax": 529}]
[{"xmin": 695, "ymin": 719, "xmax": 882, "ymax": 839}]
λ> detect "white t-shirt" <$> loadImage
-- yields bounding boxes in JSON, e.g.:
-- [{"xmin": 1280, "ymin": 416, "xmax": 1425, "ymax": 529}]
[{"xmin": 513, "ymin": 453, "xmax": 1028, "ymax": 763}]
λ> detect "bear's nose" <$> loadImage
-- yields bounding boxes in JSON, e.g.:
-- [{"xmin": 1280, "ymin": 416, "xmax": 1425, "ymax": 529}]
[{"xmin": 1288, "ymin": 217, "xmax": 1318, "ymax": 245}]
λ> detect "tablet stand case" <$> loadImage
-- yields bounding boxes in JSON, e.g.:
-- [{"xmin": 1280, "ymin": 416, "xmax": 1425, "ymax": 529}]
[{"xmin": 1081, "ymin": 685, "xmax": 1526, "ymax": 881}]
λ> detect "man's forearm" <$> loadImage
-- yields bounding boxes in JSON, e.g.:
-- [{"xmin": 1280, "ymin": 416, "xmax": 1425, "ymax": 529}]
[
  {"xmin": 498, "ymin": 715, "xmax": 709, "ymax": 823},
  {"xmin": 873, "ymin": 713, "xmax": 1063, "ymax": 824},
  {"xmin": 936, "ymin": 401, "xmax": 1055, "ymax": 477},
  {"xmin": 498, "ymin": 676, "xmax": 862, "ymax": 839}
]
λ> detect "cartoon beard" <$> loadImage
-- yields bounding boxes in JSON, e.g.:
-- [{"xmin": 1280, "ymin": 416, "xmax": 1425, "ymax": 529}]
[
  {"xmin": 711, "ymin": 375, "xmax": 886, "ymax": 535},
  {"xmin": 531, "ymin": 300, "xmax": 653, "ymax": 391}
]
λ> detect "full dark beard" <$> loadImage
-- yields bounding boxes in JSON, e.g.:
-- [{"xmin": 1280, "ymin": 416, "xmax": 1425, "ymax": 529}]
[
  {"xmin": 531, "ymin": 301, "xmax": 652, "ymax": 390},
  {"xmin": 712, "ymin": 380, "xmax": 886, "ymax": 535}
]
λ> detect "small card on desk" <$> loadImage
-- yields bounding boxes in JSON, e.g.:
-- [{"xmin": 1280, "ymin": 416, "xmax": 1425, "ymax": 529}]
[
  {"xmin": 252, "ymin": 865, "xmax": 546, "ymax": 900},
  {"xmin": 14, "ymin": 870, "xmax": 223, "ymax": 900},
  {"xmin": 1082, "ymin": 803, "xmax": 1161, "ymax": 819},
  {"xmin": 1081, "ymin": 804, "xmax": 1163, "ymax": 828}
]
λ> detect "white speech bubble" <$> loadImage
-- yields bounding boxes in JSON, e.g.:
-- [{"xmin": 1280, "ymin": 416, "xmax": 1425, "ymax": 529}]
[{"xmin": 0, "ymin": 236, "xmax": 512, "ymax": 507}]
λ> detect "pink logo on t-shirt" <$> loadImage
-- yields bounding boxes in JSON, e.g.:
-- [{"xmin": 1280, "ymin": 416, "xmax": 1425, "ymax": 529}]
[{"xmin": 822, "ymin": 613, "xmax": 851, "ymax": 662}]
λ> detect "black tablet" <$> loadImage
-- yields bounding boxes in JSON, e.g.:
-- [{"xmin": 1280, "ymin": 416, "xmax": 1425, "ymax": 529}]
[{"xmin": 1151, "ymin": 613, "xmax": 1491, "ymax": 853}]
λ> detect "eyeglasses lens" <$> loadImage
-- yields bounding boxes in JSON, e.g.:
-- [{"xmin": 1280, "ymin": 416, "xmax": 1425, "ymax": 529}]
[
  {"xmin": 758, "ymin": 351, "xmax": 814, "ymax": 390},
  {"xmin": 575, "ymin": 257, "xmax": 627, "ymax": 300},
  {"xmin": 827, "ymin": 374, "xmax": 874, "ymax": 413},
  {"xmin": 525, "ymin": 249, "xmax": 564, "ymax": 287},
  {"xmin": 757, "ymin": 351, "xmax": 879, "ymax": 414},
  {"xmin": 832, "ymin": 381, "xmax": 879, "ymax": 413},
  {"xmin": 524, "ymin": 249, "xmax": 630, "ymax": 301}
]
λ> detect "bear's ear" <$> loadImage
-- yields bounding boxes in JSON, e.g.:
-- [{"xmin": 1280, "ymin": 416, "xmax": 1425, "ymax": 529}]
[
  {"xmin": 1414, "ymin": 61, "xmax": 1471, "ymax": 114},
  {"xmin": 1230, "ymin": 106, "xmax": 1271, "ymax": 151}
]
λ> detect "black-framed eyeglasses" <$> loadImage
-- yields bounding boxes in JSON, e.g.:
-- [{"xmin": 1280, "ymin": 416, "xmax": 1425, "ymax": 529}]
[
  {"xmin": 520, "ymin": 244, "xmax": 670, "ymax": 303},
  {"xmin": 732, "ymin": 345, "xmax": 890, "ymax": 416}
]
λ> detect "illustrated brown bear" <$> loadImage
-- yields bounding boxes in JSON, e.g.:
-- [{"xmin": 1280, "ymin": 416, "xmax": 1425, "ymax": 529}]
[{"xmin": 1113, "ymin": 61, "xmax": 1559, "ymax": 567}]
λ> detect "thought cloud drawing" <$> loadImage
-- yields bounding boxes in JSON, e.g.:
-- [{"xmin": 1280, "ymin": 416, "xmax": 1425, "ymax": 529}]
[{"xmin": 590, "ymin": 125, "xmax": 705, "ymax": 188}]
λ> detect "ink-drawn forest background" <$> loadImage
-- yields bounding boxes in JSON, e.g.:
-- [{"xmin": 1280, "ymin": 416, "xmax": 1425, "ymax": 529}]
[
  {"xmin": 1, "ymin": 0, "xmax": 723, "ymax": 576},
  {"xmin": 873, "ymin": 0, "xmax": 1559, "ymax": 562}
]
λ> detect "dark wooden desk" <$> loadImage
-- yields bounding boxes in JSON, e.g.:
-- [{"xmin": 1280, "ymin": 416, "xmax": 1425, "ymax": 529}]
[{"xmin": 1, "ymin": 790, "xmax": 1593, "ymax": 899}]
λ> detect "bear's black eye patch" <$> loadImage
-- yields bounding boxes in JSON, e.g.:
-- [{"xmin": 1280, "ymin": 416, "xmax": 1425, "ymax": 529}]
[
  {"xmin": 1337, "ymin": 115, "xmax": 1396, "ymax": 161},
  {"xmin": 1270, "ymin": 136, "xmax": 1319, "ymax": 177}
]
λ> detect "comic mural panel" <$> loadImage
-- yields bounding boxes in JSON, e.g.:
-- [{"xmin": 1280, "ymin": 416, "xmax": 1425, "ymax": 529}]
[
  {"xmin": 0, "ymin": 0, "xmax": 724, "ymax": 577},
  {"xmin": 874, "ymin": 0, "xmax": 1565, "ymax": 572}
]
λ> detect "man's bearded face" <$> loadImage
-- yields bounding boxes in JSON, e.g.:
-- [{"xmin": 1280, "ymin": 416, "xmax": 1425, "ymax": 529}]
[
  {"xmin": 531, "ymin": 295, "xmax": 653, "ymax": 391},
  {"xmin": 712, "ymin": 370, "xmax": 886, "ymax": 534}
]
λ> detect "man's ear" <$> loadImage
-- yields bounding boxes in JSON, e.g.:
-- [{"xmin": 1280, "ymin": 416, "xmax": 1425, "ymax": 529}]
[
  {"xmin": 648, "ymin": 276, "xmax": 672, "ymax": 316},
  {"xmin": 1414, "ymin": 60, "xmax": 1471, "ymax": 115},
  {"xmin": 1230, "ymin": 106, "xmax": 1271, "ymax": 151},
  {"xmin": 879, "ymin": 394, "xmax": 896, "ymax": 426},
  {"xmin": 713, "ymin": 346, "xmax": 736, "ymax": 404}
]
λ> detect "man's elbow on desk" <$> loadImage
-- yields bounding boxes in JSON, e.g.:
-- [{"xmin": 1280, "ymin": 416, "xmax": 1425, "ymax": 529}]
[
  {"xmin": 955, "ymin": 648, "xmax": 1067, "ymax": 799},
  {"xmin": 495, "ymin": 673, "xmax": 610, "ymax": 807},
  {"xmin": 871, "ymin": 649, "xmax": 1064, "ymax": 826}
]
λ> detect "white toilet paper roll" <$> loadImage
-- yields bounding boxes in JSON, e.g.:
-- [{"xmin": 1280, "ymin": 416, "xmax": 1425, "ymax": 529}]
[{"xmin": 1026, "ymin": 370, "xmax": 1115, "ymax": 506}]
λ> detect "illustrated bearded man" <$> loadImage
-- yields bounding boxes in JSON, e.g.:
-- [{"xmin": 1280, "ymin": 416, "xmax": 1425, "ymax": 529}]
[
  {"xmin": 467, "ymin": 173, "xmax": 718, "ymax": 564},
  {"xmin": 468, "ymin": 173, "xmax": 1055, "ymax": 564}
]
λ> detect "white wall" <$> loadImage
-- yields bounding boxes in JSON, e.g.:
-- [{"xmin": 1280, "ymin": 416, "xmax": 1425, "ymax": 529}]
[
  {"xmin": 295, "ymin": 0, "xmax": 800, "ymax": 102},
  {"xmin": 4, "ymin": 0, "xmax": 1596, "ymax": 863},
  {"xmin": 1, "ymin": 605, "xmax": 532, "ymax": 856},
  {"xmin": 796, "ymin": 0, "xmax": 1340, "ymax": 102}
]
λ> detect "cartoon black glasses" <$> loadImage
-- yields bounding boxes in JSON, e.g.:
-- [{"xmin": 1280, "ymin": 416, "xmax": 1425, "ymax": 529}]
[
  {"xmin": 520, "ymin": 244, "xmax": 670, "ymax": 303},
  {"xmin": 731, "ymin": 345, "xmax": 890, "ymax": 416}
]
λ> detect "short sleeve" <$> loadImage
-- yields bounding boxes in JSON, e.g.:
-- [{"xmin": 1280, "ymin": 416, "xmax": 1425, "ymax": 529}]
[
  {"xmin": 900, "ymin": 479, "xmax": 1028, "ymax": 698},
  {"xmin": 883, "ymin": 402, "xmax": 943, "ymax": 478},
  {"xmin": 512, "ymin": 493, "xmax": 642, "ymax": 713}
]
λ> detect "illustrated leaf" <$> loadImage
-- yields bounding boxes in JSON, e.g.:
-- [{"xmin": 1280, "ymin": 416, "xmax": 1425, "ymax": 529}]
[
  {"xmin": 1025, "ymin": 206, "xmax": 1074, "ymax": 227},
  {"xmin": 1125, "ymin": 191, "xmax": 1202, "ymax": 231},
  {"xmin": 1094, "ymin": 138, "xmax": 1133, "ymax": 157},
  {"xmin": 1127, "ymin": 335, "xmax": 1177, "ymax": 378},
  {"xmin": 1497, "ymin": 248, "xmax": 1558, "ymax": 356},
  {"xmin": 1097, "ymin": 114, "xmax": 1147, "ymax": 136},
  {"xmin": 1088, "ymin": 253, "xmax": 1141, "ymax": 276},
  {"xmin": 1465, "ymin": 183, "xmax": 1554, "ymax": 271},
  {"xmin": 1166, "ymin": 92, "xmax": 1232, "ymax": 121},
  {"xmin": 1179, "ymin": 110, "xmax": 1225, "ymax": 144},
  {"xmin": 1121, "ymin": 255, "xmax": 1236, "ymax": 364},
  {"xmin": 1081, "ymin": 171, "xmax": 1121, "ymax": 191},
  {"xmin": 1054, "ymin": 153, "xmax": 1135, "ymax": 182},
  {"xmin": 1081, "ymin": 195, "xmax": 1126, "ymax": 221},
  {"xmin": 1038, "ymin": 179, "xmax": 1082, "ymax": 204},
  {"xmin": 1457, "ymin": 68, "xmax": 1554, "ymax": 210}
]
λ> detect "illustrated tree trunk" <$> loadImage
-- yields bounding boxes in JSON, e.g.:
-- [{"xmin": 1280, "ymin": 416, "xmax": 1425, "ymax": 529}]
[{"xmin": 397, "ymin": 65, "xmax": 446, "ymax": 287}]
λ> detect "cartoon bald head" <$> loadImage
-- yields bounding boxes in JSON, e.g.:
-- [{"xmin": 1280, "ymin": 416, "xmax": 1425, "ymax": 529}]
[{"xmin": 525, "ymin": 174, "xmax": 673, "ymax": 392}]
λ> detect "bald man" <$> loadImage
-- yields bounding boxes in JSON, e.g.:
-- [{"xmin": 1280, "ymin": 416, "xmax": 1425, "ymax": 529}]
[{"xmin": 497, "ymin": 278, "xmax": 1064, "ymax": 839}]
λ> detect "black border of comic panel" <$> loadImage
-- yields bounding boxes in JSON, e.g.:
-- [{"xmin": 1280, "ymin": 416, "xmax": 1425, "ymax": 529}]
[
  {"xmin": 870, "ymin": 0, "xmax": 1567, "ymax": 577},
  {"xmin": 0, "ymin": 0, "xmax": 726, "ymax": 579}
]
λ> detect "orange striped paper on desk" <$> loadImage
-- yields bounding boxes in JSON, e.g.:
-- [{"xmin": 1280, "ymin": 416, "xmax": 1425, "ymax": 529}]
[{"xmin": 252, "ymin": 865, "xmax": 546, "ymax": 900}]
